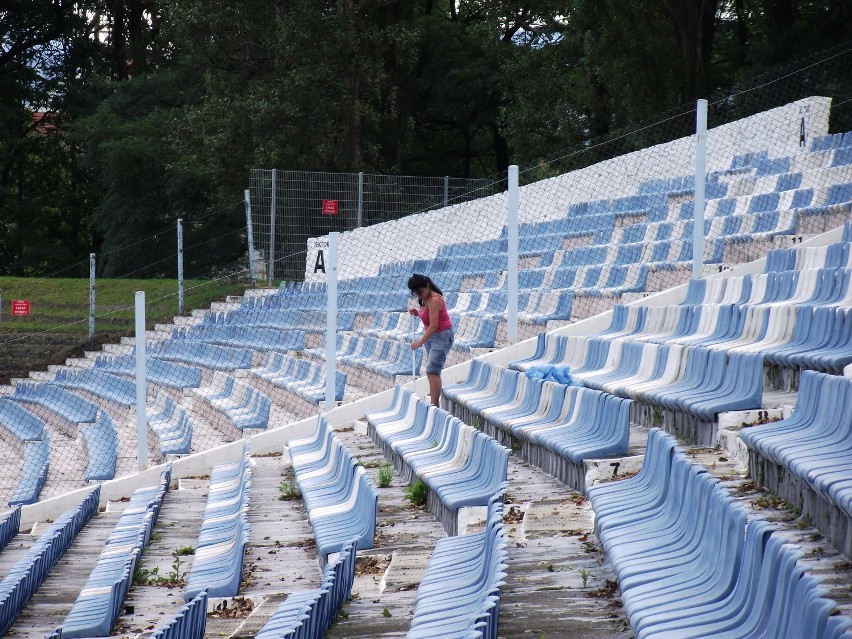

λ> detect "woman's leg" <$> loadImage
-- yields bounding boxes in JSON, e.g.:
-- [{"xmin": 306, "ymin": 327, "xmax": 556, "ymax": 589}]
[{"xmin": 426, "ymin": 373, "xmax": 442, "ymax": 407}]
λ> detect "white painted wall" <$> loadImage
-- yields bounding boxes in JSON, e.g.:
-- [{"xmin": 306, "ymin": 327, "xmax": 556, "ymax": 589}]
[{"xmin": 305, "ymin": 97, "xmax": 831, "ymax": 282}]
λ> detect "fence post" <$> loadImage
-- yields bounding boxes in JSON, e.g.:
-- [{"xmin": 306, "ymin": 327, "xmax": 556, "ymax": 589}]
[
  {"xmin": 0, "ymin": 289, "xmax": 3, "ymax": 327},
  {"xmin": 177, "ymin": 219, "xmax": 185, "ymax": 315},
  {"xmin": 443, "ymin": 176, "xmax": 449, "ymax": 207},
  {"xmin": 269, "ymin": 169, "xmax": 276, "ymax": 286},
  {"xmin": 325, "ymin": 232, "xmax": 339, "ymax": 412},
  {"xmin": 134, "ymin": 291, "xmax": 149, "ymax": 470},
  {"xmin": 357, "ymin": 171, "xmax": 364, "ymax": 228},
  {"xmin": 693, "ymin": 98, "xmax": 708, "ymax": 279},
  {"xmin": 88, "ymin": 253, "xmax": 96, "ymax": 340},
  {"xmin": 507, "ymin": 165, "xmax": 519, "ymax": 344},
  {"xmin": 244, "ymin": 189, "xmax": 257, "ymax": 289}
]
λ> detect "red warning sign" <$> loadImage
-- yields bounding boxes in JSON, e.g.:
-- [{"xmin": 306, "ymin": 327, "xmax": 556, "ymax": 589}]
[
  {"xmin": 11, "ymin": 300, "xmax": 30, "ymax": 316},
  {"xmin": 322, "ymin": 200, "xmax": 338, "ymax": 216}
]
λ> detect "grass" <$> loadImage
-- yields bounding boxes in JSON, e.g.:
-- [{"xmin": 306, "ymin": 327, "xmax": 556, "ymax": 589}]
[
  {"xmin": 0, "ymin": 276, "xmax": 247, "ymax": 336},
  {"xmin": 377, "ymin": 463, "xmax": 393, "ymax": 488},
  {"xmin": 405, "ymin": 480, "xmax": 428, "ymax": 507}
]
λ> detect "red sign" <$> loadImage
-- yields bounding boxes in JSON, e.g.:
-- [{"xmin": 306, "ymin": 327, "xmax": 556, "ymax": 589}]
[
  {"xmin": 321, "ymin": 200, "xmax": 338, "ymax": 216},
  {"xmin": 11, "ymin": 300, "xmax": 30, "ymax": 316}
]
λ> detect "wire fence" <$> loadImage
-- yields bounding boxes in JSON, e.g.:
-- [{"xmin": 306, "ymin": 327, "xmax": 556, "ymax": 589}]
[
  {"xmin": 0, "ymin": 49, "xmax": 850, "ymax": 509},
  {"xmin": 247, "ymin": 170, "xmax": 500, "ymax": 282}
]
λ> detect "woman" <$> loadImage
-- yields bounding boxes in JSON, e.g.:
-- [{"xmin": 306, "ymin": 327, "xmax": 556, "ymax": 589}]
[{"xmin": 408, "ymin": 273, "xmax": 454, "ymax": 407}]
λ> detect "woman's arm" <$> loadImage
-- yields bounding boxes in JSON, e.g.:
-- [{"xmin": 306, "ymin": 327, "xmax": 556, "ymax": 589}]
[{"xmin": 411, "ymin": 297, "xmax": 442, "ymax": 349}]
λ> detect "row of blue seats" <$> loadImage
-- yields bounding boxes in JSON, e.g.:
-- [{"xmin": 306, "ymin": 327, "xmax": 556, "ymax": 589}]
[
  {"xmin": 601, "ymin": 301, "xmax": 852, "ymax": 374},
  {"xmin": 12, "ymin": 382, "xmax": 97, "ymax": 424},
  {"xmin": 741, "ymin": 371, "xmax": 852, "ymax": 555},
  {"xmin": 212, "ymin": 308, "xmax": 355, "ymax": 332},
  {"xmin": 0, "ymin": 398, "xmax": 44, "ymax": 441},
  {"xmin": 588, "ymin": 429, "xmax": 851, "ymax": 638},
  {"xmin": 443, "ymin": 361, "xmax": 630, "ymax": 491},
  {"xmin": 365, "ymin": 388, "xmax": 509, "ymax": 533},
  {"xmin": 81, "ymin": 412, "xmax": 119, "ymax": 481},
  {"xmin": 765, "ymin": 242, "xmax": 852, "ymax": 272},
  {"xmin": 310, "ymin": 334, "xmax": 423, "ymax": 379},
  {"xmin": 193, "ymin": 372, "xmax": 272, "ymax": 430},
  {"xmin": 149, "ymin": 340, "xmax": 254, "ymax": 372},
  {"xmin": 0, "ymin": 488, "xmax": 99, "ymax": 636},
  {"xmin": 682, "ymin": 267, "xmax": 852, "ymax": 308},
  {"xmin": 289, "ymin": 418, "xmax": 378, "ymax": 562},
  {"xmin": 185, "ymin": 445, "xmax": 251, "ymax": 600},
  {"xmin": 9, "ymin": 436, "xmax": 50, "ymax": 506},
  {"xmin": 252, "ymin": 353, "xmax": 346, "ymax": 405},
  {"xmin": 172, "ymin": 325, "xmax": 307, "ymax": 353},
  {"xmin": 256, "ymin": 540, "xmax": 357, "ymax": 639},
  {"xmin": 149, "ymin": 591, "xmax": 207, "ymax": 639},
  {"xmin": 60, "ymin": 469, "xmax": 170, "ymax": 638},
  {"xmin": 810, "ymin": 132, "xmax": 852, "ymax": 152},
  {"xmin": 148, "ymin": 392, "xmax": 193, "ymax": 455},
  {"xmin": 54, "ymin": 369, "xmax": 135, "ymax": 408},
  {"xmin": 513, "ymin": 337, "xmax": 763, "ymax": 428},
  {"xmin": 94, "ymin": 355, "xmax": 202, "ymax": 390},
  {"xmin": 405, "ymin": 494, "xmax": 507, "ymax": 639},
  {"xmin": 0, "ymin": 506, "xmax": 20, "ymax": 549}
]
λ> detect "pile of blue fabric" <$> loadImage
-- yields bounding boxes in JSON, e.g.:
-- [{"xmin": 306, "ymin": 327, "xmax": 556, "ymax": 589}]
[{"xmin": 524, "ymin": 365, "xmax": 580, "ymax": 386}]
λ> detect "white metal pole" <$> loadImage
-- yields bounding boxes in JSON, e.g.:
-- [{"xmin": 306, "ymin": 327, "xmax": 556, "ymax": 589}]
[
  {"xmin": 244, "ymin": 189, "xmax": 257, "ymax": 289},
  {"xmin": 357, "ymin": 171, "xmax": 364, "ymax": 228},
  {"xmin": 693, "ymin": 99, "xmax": 708, "ymax": 279},
  {"xmin": 324, "ymin": 232, "xmax": 339, "ymax": 412},
  {"xmin": 177, "ymin": 219, "xmax": 184, "ymax": 315},
  {"xmin": 443, "ymin": 176, "xmax": 449, "ymax": 207},
  {"xmin": 269, "ymin": 169, "xmax": 276, "ymax": 286},
  {"xmin": 507, "ymin": 165, "xmax": 519, "ymax": 343},
  {"xmin": 134, "ymin": 291, "xmax": 149, "ymax": 470},
  {"xmin": 88, "ymin": 253, "xmax": 96, "ymax": 340}
]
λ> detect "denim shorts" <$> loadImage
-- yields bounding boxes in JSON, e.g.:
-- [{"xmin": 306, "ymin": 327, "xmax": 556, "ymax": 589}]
[{"xmin": 424, "ymin": 329, "xmax": 454, "ymax": 375}]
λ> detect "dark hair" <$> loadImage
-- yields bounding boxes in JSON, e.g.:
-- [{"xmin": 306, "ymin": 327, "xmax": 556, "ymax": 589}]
[{"xmin": 407, "ymin": 273, "xmax": 443, "ymax": 307}]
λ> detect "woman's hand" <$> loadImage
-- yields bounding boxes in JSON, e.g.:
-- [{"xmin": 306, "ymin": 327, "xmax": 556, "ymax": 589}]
[
  {"xmin": 410, "ymin": 341, "xmax": 421, "ymax": 350},
  {"xmin": 408, "ymin": 308, "xmax": 418, "ymax": 316}
]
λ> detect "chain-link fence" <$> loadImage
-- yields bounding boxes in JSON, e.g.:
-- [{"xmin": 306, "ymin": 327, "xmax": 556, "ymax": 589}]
[
  {"xmin": 0, "ymin": 48, "xmax": 851, "ymax": 508},
  {"xmin": 248, "ymin": 170, "xmax": 499, "ymax": 282}
]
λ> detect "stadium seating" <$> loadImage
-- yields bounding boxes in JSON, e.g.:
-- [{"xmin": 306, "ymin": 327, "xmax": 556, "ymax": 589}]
[
  {"xmin": 12, "ymin": 383, "xmax": 98, "ymax": 425},
  {"xmin": 255, "ymin": 540, "xmax": 357, "ymax": 639},
  {"xmin": 289, "ymin": 419, "xmax": 378, "ymax": 561},
  {"xmin": 0, "ymin": 506, "xmax": 20, "ymax": 550},
  {"xmin": 184, "ymin": 445, "xmax": 251, "ymax": 601},
  {"xmin": 80, "ymin": 412, "xmax": 119, "ymax": 481},
  {"xmin": 149, "ymin": 340, "xmax": 253, "ymax": 371},
  {"xmin": 9, "ymin": 435, "xmax": 51, "ymax": 506},
  {"xmin": 53, "ymin": 369, "xmax": 135, "ymax": 408},
  {"xmin": 94, "ymin": 354, "xmax": 203, "ymax": 389},
  {"xmin": 147, "ymin": 392, "xmax": 194, "ymax": 455},
  {"xmin": 405, "ymin": 493, "xmax": 507, "ymax": 639},
  {"xmin": 0, "ymin": 398, "xmax": 44, "ymax": 441},
  {"xmin": 60, "ymin": 469, "xmax": 170, "ymax": 638},
  {"xmin": 588, "ymin": 429, "xmax": 850, "ymax": 639},
  {"xmin": 192, "ymin": 372, "xmax": 272, "ymax": 431},
  {"xmin": 740, "ymin": 370, "xmax": 852, "ymax": 556},
  {"xmin": 442, "ymin": 361, "xmax": 630, "ymax": 491},
  {"xmin": 365, "ymin": 388, "xmax": 509, "ymax": 532},
  {"xmin": 251, "ymin": 353, "xmax": 346, "ymax": 405},
  {"xmin": 172, "ymin": 325, "xmax": 307, "ymax": 353},
  {"xmin": 0, "ymin": 487, "xmax": 100, "ymax": 636},
  {"xmin": 149, "ymin": 591, "xmax": 207, "ymax": 639}
]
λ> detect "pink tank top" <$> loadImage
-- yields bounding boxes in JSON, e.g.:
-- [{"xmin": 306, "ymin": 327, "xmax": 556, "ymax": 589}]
[{"xmin": 417, "ymin": 295, "xmax": 453, "ymax": 331}]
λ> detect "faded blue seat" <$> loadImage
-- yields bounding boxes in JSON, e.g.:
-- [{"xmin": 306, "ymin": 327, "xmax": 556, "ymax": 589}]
[
  {"xmin": 9, "ymin": 436, "xmax": 51, "ymax": 506},
  {"xmin": 1, "ymin": 488, "xmax": 99, "ymax": 635},
  {"xmin": 81, "ymin": 413, "xmax": 119, "ymax": 481},
  {"xmin": 184, "ymin": 446, "xmax": 251, "ymax": 601},
  {"xmin": 61, "ymin": 471, "xmax": 170, "ymax": 638},
  {"xmin": 12, "ymin": 383, "xmax": 98, "ymax": 424}
]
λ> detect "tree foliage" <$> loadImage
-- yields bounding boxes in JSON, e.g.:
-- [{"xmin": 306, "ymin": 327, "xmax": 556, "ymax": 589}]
[{"xmin": 1, "ymin": 0, "xmax": 851, "ymax": 275}]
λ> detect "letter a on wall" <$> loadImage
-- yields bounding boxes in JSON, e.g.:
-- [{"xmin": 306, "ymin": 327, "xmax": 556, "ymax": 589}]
[{"xmin": 314, "ymin": 250, "xmax": 326, "ymax": 273}]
